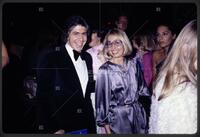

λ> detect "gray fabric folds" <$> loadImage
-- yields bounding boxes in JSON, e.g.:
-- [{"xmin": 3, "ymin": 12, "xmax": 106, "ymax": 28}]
[{"xmin": 96, "ymin": 58, "xmax": 150, "ymax": 134}]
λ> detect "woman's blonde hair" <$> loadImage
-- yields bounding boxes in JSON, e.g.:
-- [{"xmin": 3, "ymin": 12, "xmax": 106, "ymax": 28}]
[
  {"xmin": 133, "ymin": 33, "xmax": 156, "ymax": 52},
  {"xmin": 102, "ymin": 28, "xmax": 132, "ymax": 60},
  {"xmin": 154, "ymin": 20, "xmax": 197, "ymax": 101}
]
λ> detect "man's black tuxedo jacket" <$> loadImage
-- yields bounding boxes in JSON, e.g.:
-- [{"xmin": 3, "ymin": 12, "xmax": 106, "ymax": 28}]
[{"xmin": 36, "ymin": 46, "xmax": 96, "ymax": 133}]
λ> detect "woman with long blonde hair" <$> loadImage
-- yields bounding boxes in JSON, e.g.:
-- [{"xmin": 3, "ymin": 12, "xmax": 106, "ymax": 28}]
[{"xmin": 149, "ymin": 20, "xmax": 197, "ymax": 134}]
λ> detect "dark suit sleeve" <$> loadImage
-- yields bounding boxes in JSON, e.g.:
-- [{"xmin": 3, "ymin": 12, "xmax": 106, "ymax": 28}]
[{"xmin": 36, "ymin": 51, "xmax": 59, "ymax": 133}]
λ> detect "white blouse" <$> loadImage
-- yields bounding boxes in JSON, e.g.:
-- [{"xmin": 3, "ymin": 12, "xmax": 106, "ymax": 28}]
[{"xmin": 149, "ymin": 79, "xmax": 197, "ymax": 134}]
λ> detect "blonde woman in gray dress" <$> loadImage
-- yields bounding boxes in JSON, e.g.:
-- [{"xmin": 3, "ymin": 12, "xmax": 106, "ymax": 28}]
[{"xmin": 95, "ymin": 28, "xmax": 150, "ymax": 134}]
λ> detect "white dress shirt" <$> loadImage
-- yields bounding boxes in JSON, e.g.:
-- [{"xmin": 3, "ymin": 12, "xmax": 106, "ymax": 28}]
[{"xmin": 65, "ymin": 43, "xmax": 88, "ymax": 97}]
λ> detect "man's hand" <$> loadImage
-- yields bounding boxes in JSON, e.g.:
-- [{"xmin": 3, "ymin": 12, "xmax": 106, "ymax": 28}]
[{"xmin": 54, "ymin": 129, "xmax": 65, "ymax": 134}]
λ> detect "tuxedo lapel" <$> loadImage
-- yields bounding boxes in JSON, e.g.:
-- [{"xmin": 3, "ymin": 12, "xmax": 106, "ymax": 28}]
[
  {"xmin": 81, "ymin": 52, "xmax": 95, "ymax": 97},
  {"xmin": 60, "ymin": 46, "xmax": 84, "ymax": 97}
]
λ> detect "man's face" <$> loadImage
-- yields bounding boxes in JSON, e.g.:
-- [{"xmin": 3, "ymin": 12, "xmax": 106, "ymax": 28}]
[
  {"xmin": 117, "ymin": 16, "xmax": 128, "ymax": 31},
  {"xmin": 68, "ymin": 25, "xmax": 87, "ymax": 52}
]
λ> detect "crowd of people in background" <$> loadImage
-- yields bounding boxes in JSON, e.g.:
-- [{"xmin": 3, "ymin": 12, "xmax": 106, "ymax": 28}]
[{"xmin": 2, "ymin": 12, "xmax": 197, "ymax": 134}]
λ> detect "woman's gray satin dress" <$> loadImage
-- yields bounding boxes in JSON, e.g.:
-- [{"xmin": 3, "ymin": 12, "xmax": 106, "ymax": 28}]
[{"xmin": 95, "ymin": 58, "xmax": 150, "ymax": 134}]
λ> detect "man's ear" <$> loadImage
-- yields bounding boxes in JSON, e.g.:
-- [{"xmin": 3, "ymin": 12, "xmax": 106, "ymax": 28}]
[{"xmin": 115, "ymin": 21, "xmax": 118, "ymax": 26}]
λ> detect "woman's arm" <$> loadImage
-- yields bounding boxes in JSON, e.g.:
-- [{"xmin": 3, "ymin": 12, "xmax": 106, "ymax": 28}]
[
  {"xmin": 136, "ymin": 59, "xmax": 150, "ymax": 96},
  {"xmin": 152, "ymin": 51, "xmax": 158, "ymax": 80},
  {"xmin": 95, "ymin": 66, "xmax": 111, "ymax": 128}
]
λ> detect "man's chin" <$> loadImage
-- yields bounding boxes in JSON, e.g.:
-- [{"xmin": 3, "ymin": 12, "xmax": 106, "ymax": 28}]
[{"xmin": 75, "ymin": 48, "xmax": 82, "ymax": 53}]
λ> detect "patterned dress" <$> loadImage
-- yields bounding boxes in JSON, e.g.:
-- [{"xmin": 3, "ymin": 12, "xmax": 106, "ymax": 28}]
[{"xmin": 149, "ymin": 77, "xmax": 197, "ymax": 134}]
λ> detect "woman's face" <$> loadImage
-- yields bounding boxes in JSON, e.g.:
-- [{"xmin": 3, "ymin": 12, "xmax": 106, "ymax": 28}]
[
  {"xmin": 107, "ymin": 35, "xmax": 124, "ymax": 58},
  {"xmin": 156, "ymin": 25, "xmax": 176, "ymax": 48}
]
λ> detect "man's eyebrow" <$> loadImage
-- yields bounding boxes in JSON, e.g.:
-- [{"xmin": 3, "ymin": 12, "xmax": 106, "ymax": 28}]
[
  {"xmin": 72, "ymin": 31, "xmax": 87, "ymax": 34},
  {"xmin": 157, "ymin": 31, "xmax": 170, "ymax": 34}
]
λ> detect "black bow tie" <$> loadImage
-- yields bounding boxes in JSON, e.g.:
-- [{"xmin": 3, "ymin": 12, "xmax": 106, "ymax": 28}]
[{"xmin": 73, "ymin": 50, "xmax": 84, "ymax": 61}]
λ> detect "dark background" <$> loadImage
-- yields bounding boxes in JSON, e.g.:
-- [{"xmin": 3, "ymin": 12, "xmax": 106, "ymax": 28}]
[
  {"xmin": 3, "ymin": 3, "xmax": 197, "ymax": 47},
  {"xmin": 1, "ymin": 2, "xmax": 197, "ymax": 133}
]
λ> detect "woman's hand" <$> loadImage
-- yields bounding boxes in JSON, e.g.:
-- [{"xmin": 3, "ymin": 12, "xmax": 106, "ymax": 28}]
[{"xmin": 104, "ymin": 124, "xmax": 112, "ymax": 134}]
